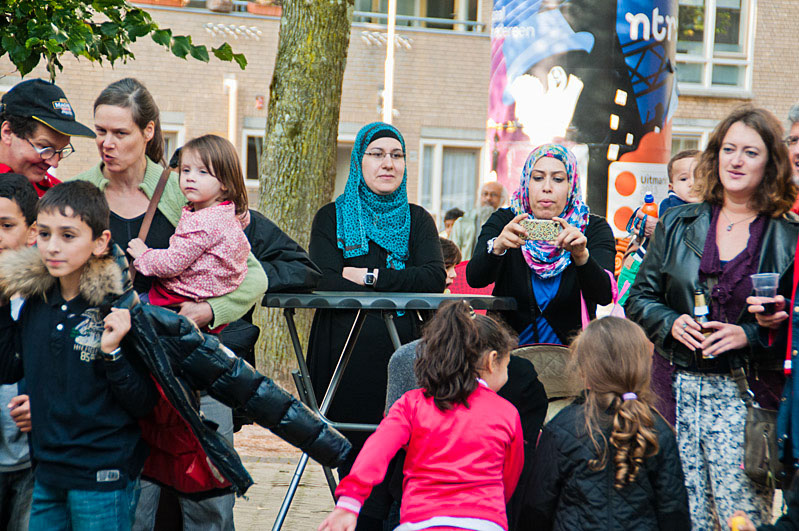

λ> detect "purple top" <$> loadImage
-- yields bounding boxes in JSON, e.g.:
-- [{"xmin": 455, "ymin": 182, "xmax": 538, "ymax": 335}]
[{"xmin": 699, "ymin": 205, "xmax": 766, "ymax": 324}]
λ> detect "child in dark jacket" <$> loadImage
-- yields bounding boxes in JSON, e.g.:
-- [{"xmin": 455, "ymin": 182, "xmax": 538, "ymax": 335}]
[
  {"xmin": 0, "ymin": 181, "xmax": 158, "ymax": 529},
  {"xmin": 526, "ymin": 317, "xmax": 690, "ymax": 531}
]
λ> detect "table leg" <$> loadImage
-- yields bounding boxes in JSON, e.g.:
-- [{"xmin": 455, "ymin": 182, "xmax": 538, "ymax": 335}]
[
  {"xmin": 284, "ymin": 308, "xmax": 319, "ymax": 410},
  {"xmin": 382, "ymin": 311, "xmax": 402, "ymax": 352},
  {"xmin": 271, "ymin": 452, "xmax": 310, "ymax": 531},
  {"xmin": 318, "ymin": 309, "xmax": 366, "ymax": 415}
]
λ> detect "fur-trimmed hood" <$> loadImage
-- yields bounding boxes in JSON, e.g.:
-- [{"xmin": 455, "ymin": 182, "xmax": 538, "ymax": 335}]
[{"xmin": 0, "ymin": 245, "xmax": 126, "ymax": 306}]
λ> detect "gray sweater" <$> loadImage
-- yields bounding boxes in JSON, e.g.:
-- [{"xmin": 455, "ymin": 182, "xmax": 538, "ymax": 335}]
[{"xmin": 385, "ymin": 339, "xmax": 422, "ymax": 414}]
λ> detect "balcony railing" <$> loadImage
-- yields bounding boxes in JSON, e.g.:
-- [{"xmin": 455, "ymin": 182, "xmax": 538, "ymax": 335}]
[{"xmin": 176, "ymin": 1, "xmax": 486, "ymax": 32}]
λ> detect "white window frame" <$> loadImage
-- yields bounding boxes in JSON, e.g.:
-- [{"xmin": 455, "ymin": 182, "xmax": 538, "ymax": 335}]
[
  {"xmin": 241, "ymin": 127, "xmax": 265, "ymax": 189},
  {"xmin": 161, "ymin": 124, "xmax": 186, "ymax": 165},
  {"xmin": 241, "ymin": 129, "xmax": 360, "ymax": 190},
  {"xmin": 676, "ymin": 0, "xmax": 757, "ymax": 96},
  {"xmin": 672, "ymin": 117, "xmax": 718, "ymax": 151},
  {"xmin": 671, "ymin": 125, "xmax": 711, "ymax": 153},
  {"xmin": 417, "ymin": 138, "xmax": 485, "ymax": 223}
]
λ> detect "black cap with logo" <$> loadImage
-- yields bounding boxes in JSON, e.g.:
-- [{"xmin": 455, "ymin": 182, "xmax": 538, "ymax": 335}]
[{"xmin": 0, "ymin": 79, "xmax": 95, "ymax": 138}]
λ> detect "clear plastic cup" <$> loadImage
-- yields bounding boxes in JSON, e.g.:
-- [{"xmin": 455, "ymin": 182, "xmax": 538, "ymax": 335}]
[{"xmin": 750, "ymin": 273, "xmax": 779, "ymax": 315}]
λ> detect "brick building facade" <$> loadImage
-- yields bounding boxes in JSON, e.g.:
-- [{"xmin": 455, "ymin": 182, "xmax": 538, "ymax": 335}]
[{"xmin": 1, "ymin": 0, "xmax": 797, "ymax": 224}]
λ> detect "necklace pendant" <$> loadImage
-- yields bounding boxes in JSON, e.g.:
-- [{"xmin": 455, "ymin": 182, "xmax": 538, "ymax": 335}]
[{"xmin": 726, "ymin": 223, "xmax": 734, "ymax": 231}]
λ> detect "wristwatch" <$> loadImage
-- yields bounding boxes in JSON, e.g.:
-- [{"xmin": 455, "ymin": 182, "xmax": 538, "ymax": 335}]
[
  {"xmin": 101, "ymin": 347, "xmax": 123, "ymax": 362},
  {"xmin": 487, "ymin": 237, "xmax": 507, "ymax": 256},
  {"xmin": 363, "ymin": 268, "xmax": 377, "ymax": 286}
]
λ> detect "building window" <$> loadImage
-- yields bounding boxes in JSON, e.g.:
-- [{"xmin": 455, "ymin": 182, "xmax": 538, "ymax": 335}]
[
  {"xmin": 242, "ymin": 129, "xmax": 264, "ymax": 184},
  {"xmin": 676, "ymin": 0, "xmax": 754, "ymax": 92},
  {"xmin": 246, "ymin": 135, "xmax": 264, "ymax": 182},
  {"xmin": 671, "ymin": 126, "xmax": 712, "ymax": 155},
  {"xmin": 354, "ymin": 0, "xmax": 482, "ymax": 31},
  {"xmin": 244, "ymin": 131, "xmax": 357, "ymax": 193},
  {"xmin": 160, "ymin": 114, "xmax": 185, "ymax": 165},
  {"xmin": 162, "ymin": 130, "xmax": 184, "ymax": 164},
  {"xmin": 419, "ymin": 141, "xmax": 482, "ymax": 226}
]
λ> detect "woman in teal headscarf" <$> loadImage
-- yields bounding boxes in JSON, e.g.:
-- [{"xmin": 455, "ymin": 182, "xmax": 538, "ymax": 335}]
[{"xmin": 306, "ymin": 123, "xmax": 445, "ymax": 519}]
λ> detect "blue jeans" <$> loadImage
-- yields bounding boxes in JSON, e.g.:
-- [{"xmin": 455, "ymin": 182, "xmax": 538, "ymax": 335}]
[{"xmin": 28, "ymin": 478, "xmax": 139, "ymax": 531}]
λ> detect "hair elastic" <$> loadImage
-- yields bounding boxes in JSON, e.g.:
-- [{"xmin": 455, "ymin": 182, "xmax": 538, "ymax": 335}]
[{"xmin": 622, "ymin": 392, "xmax": 638, "ymax": 401}]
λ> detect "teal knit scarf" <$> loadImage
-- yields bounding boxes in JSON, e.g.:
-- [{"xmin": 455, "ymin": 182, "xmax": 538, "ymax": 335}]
[{"xmin": 335, "ymin": 122, "xmax": 410, "ymax": 270}]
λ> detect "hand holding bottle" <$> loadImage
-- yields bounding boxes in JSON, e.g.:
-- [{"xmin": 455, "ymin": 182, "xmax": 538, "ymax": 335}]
[{"xmin": 671, "ymin": 314, "xmax": 705, "ymax": 351}]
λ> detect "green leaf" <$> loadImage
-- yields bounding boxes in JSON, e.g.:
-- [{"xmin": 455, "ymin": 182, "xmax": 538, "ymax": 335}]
[
  {"xmin": 152, "ymin": 28, "xmax": 171, "ymax": 47},
  {"xmin": 170, "ymin": 35, "xmax": 190, "ymax": 58},
  {"xmin": 232, "ymin": 52, "xmax": 247, "ymax": 70},
  {"xmin": 126, "ymin": 22, "xmax": 151, "ymax": 39},
  {"xmin": 189, "ymin": 44, "xmax": 209, "ymax": 62},
  {"xmin": 212, "ymin": 42, "xmax": 233, "ymax": 62},
  {"xmin": 9, "ymin": 44, "xmax": 29, "ymax": 64},
  {"xmin": 1, "ymin": 36, "xmax": 17, "ymax": 53},
  {"xmin": 4, "ymin": 0, "xmax": 247, "ymax": 80},
  {"xmin": 44, "ymin": 39, "xmax": 61, "ymax": 54},
  {"xmin": 100, "ymin": 22, "xmax": 119, "ymax": 37},
  {"xmin": 18, "ymin": 52, "xmax": 40, "ymax": 77}
]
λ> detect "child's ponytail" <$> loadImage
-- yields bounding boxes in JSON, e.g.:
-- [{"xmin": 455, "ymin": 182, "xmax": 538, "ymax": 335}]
[
  {"xmin": 415, "ymin": 300, "xmax": 515, "ymax": 411},
  {"xmin": 608, "ymin": 393, "xmax": 659, "ymax": 488},
  {"xmin": 573, "ymin": 317, "xmax": 660, "ymax": 489}
]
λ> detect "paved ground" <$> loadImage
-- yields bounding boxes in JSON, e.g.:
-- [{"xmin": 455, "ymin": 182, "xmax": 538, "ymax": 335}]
[{"xmin": 232, "ymin": 425, "xmax": 335, "ymax": 531}]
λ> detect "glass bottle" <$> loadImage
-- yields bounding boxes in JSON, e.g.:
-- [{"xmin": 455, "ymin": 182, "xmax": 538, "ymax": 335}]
[{"xmin": 693, "ymin": 288, "xmax": 713, "ymax": 366}]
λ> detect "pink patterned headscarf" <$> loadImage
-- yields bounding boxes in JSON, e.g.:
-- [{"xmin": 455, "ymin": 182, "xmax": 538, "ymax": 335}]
[{"xmin": 510, "ymin": 144, "xmax": 590, "ymax": 278}]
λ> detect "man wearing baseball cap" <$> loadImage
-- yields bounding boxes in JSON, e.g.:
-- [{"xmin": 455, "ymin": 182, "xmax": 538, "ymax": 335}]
[{"xmin": 0, "ymin": 79, "xmax": 95, "ymax": 197}]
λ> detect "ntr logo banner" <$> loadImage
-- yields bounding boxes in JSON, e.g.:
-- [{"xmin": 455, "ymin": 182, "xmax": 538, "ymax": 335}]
[{"xmin": 487, "ymin": 0, "xmax": 677, "ymax": 220}]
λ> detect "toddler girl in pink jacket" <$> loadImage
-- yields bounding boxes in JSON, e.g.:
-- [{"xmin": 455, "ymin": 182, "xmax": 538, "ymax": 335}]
[{"xmin": 127, "ymin": 135, "xmax": 250, "ymax": 324}]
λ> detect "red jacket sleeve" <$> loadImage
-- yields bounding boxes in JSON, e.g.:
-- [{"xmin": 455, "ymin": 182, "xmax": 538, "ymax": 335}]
[{"xmin": 334, "ymin": 392, "xmax": 414, "ymax": 508}]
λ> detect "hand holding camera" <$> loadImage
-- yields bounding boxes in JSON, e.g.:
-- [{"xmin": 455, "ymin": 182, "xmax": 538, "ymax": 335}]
[{"xmin": 493, "ymin": 215, "xmax": 587, "ymax": 265}]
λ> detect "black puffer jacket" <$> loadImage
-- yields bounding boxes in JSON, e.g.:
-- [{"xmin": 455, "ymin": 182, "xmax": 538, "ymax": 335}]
[
  {"xmin": 525, "ymin": 398, "xmax": 690, "ymax": 531},
  {"xmin": 0, "ymin": 244, "xmax": 350, "ymax": 496}
]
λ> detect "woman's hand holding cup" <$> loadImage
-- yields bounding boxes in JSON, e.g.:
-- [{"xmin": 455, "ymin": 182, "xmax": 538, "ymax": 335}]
[
  {"xmin": 746, "ymin": 294, "xmax": 788, "ymax": 329},
  {"xmin": 492, "ymin": 213, "xmax": 529, "ymax": 255},
  {"xmin": 747, "ymin": 273, "xmax": 788, "ymax": 329},
  {"xmin": 750, "ymin": 273, "xmax": 779, "ymax": 315}
]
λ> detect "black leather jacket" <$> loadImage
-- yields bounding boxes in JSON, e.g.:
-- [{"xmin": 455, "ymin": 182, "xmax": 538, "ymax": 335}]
[{"xmin": 625, "ymin": 202, "xmax": 799, "ymax": 370}]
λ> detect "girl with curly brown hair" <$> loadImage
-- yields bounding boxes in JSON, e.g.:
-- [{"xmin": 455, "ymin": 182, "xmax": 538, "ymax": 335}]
[{"xmin": 526, "ymin": 317, "xmax": 690, "ymax": 530}]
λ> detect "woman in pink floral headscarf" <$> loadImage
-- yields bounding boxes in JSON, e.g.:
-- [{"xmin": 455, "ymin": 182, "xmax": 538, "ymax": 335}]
[{"xmin": 466, "ymin": 143, "xmax": 616, "ymax": 344}]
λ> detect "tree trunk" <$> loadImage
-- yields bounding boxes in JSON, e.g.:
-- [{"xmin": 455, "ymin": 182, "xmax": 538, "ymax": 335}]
[{"xmin": 254, "ymin": 0, "xmax": 352, "ymax": 388}]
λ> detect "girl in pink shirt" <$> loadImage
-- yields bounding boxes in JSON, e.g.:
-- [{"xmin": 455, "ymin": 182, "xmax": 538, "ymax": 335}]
[
  {"xmin": 127, "ymin": 135, "xmax": 250, "ymax": 324},
  {"xmin": 319, "ymin": 301, "xmax": 524, "ymax": 531}
]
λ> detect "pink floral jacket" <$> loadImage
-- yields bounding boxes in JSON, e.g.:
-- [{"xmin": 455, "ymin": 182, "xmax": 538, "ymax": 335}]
[{"xmin": 134, "ymin": 202, "xmax": 251, "ymax": 300}]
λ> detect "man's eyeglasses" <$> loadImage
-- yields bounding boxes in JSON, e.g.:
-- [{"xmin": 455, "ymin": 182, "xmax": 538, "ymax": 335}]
[
  {"xmin": 25, "ymin": 138, "xmax": 74, "ymax": 160},
  {"xmin": 784, "ymin": 136, "xmax": 799, "ymax": 148},
  {"xmin": 364, "ymin": 150, "xmax": 406, "ymax": 161}
]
